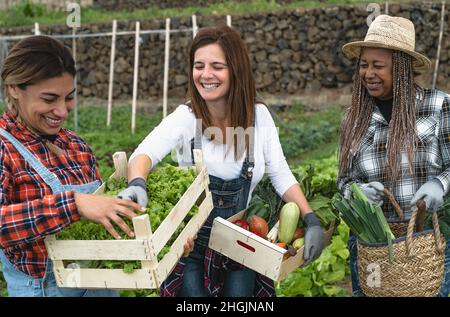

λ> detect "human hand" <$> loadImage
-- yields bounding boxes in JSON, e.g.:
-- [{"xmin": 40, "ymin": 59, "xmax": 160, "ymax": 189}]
[
  {"xmin": 301, "ymin": 213, "xmax": 326, "ymax": 267},
  {"xmin": 410, "ymin": 180, "xmax": 444, "ymax": 213},
  {"xmin": 360, "ymin": 181, "xmax": 385, "ymax": 204},
  {"xmin": 182, "ymin": 235, "xmax": 196, "ymax": 257},
  {"xmin": 75, "ymin": 193, "xmax": 144, "ymax": 239},
  {"xmin": 117, "ymin": 178, "xmax": 148, "ymax": 208}
]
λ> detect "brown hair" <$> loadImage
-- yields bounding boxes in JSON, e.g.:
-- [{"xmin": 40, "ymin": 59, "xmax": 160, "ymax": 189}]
[
  {"xmin": 339, "ymin": 50, "xmax": 420, "ymax": 188},
  {"xmin": 187, "ymin": 25, "xmax": 255, "ymax": 159},
  {"xmin": 1, "ymin": 35, "xmax": 76, "ymax": 116}
]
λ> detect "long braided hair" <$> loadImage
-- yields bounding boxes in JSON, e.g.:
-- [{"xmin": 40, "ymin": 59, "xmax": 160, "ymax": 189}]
[{"xmin": 339, "ymin": 50, "xmax": 422, "ymax": 187}]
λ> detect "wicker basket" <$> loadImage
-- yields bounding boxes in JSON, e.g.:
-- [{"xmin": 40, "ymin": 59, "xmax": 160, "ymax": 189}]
[
  {"xmin": 383, "ymin": 188, "xmax": 428, "ymax": 238},
  {"xmin": 388, "ymin": 221, "xmax": 408, "ymax": 238},
  {"xmin": 357, "ymin": 200, "xmax": 446, "ymax": 297}
]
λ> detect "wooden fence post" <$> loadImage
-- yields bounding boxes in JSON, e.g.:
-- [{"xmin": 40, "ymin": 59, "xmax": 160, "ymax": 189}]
[
  {"xmin": 131, "ymin": 21, "xmax": 140, "ymax": 134},
  {"xmin": 163, "ymin": 18, "xmax": 171, "ymax": 119},
  {"xmin": 432, "ymin": 1, "xmax": 445, "ymax": 90},
  {"xmin": 107, "ymin": 20, "xmax": 117, "ymax": 127},
  {"xmin": 192, "ymin": 15, "xmax": 198, "ymax": 38},
  {"xmin": 226, "ymin": 15, "xmax": 232, "ymax": 27},
  {"xmin": 72, "ymin": 27, "xmax": 78, "ymax": 132}
]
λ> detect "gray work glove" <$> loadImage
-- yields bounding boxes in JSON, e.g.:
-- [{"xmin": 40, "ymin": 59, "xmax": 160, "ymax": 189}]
[
  {"xmin": 301, "ymin": 213, "xmax": 326, "ymax": 267},
  {"xmin": 117, "ymin": 177, "xmax": 148, "ymax": 208},
  {"xmin": 360, "ymin": 181, "xmax": 385, "ymax": 205},
  {"xmin": 410, "ymin": 180, "xmax": 444, "ymax": 213}
]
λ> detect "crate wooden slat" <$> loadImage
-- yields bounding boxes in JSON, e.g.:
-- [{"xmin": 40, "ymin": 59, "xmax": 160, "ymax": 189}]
[
  {"xmin": 45, "ymin": 238, "xmax": 151, "ymax": 261},
  {"xmin": 208, "ymin": 209, "xmax": 335, "ymax": 282},
  {"xmin": 152, "ymin": 167, "xmax": 209, "ymax": 255},
  {"xmin": 155, "ymin": 192, "xmax": 213, "ymax": 282},
  {"xmin": 45, "ymin": 149, "xmax": 213, "ymax": 289},
  {"xmin": 93, "ymin": 151, "xmax": 128, "ymax": 195},
  {"xmin": 54, "ymin": 268, "xmax": 157, "ymax": 289}
]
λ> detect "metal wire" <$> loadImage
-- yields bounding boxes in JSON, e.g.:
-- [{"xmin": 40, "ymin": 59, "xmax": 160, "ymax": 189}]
[{"xmin": 0, "ymin": 28, "xmax": 194, "ymax": 41}]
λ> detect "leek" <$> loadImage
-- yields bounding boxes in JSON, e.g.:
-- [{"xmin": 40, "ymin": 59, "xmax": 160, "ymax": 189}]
[{"xmin": 332, "ymin": 183, "xmax": 395, "ymax": 262}]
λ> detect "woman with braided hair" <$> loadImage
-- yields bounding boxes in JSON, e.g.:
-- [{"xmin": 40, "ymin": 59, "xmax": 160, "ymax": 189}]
[{"xmin": 338, "ymin": 15, "xmax": 450, "ymax": 296}]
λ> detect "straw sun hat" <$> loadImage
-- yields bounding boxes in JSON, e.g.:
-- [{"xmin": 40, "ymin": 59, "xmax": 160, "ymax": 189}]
[{"xmin": 342, "ymin": 14, "xmax": 431, "ymax": 73}]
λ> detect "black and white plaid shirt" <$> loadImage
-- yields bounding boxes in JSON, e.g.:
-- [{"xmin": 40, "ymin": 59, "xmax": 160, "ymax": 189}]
[{"xmin": 338, "ymin": 88, "xmax": 450, "ymax": 220}]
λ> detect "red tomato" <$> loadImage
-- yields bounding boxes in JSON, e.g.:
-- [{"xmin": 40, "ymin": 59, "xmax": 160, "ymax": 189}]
[{"xmin": 232, "ymin": 219, "xmax": 249, "ymax": 230}]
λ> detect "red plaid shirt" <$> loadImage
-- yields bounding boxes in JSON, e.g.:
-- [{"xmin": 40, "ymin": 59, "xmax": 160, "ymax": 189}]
[{"xmin": 0, "ymin": 112, "xmax": 101, "ymax": 279}]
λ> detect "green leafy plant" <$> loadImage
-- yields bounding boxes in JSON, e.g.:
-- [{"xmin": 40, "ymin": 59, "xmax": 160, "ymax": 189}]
[
  {"xmin": 425, "ymin": 197, "xmax": 450, "ymax": 240},
  {"xmin": 57, "ymin": 165, "xmax": 198, "ymax": 268},
  {"xmin": 333, "ymin": 184, "xmax": 395, "ymax": 262},
  {"xmin": 276, "ymin": 221, "xmax": 350, "ymax": 297},
  {"xmin": 18, "ymin": 0, "xmax": 45, "ymax": 18}
]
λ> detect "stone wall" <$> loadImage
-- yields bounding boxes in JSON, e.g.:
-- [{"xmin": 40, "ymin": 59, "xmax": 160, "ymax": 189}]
[{"xmin": 0, "ymin": 2, "xmax": 448, "ymax": 103}]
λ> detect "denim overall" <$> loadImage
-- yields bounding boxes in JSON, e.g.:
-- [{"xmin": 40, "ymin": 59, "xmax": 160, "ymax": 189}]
[
  {"xmin": 349, "ymin": 234, "xmax": 450, "ymax": 297},
  {"xmin": 177, "ymin": 124, "xmax": 257, "ymax": 297},
  {"xmin": 0, "ymin": 128, "xmax": 118, "ymax": 297}
]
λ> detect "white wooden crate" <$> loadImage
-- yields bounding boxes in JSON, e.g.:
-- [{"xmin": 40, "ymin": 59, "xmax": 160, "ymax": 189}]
[
  {"xmin": 208, "ymin": 210, "xmax": 335, "ymax": 282},
  {"xmin": 45, "ymin": 149, "xmax": 213, "ymax": 289}
]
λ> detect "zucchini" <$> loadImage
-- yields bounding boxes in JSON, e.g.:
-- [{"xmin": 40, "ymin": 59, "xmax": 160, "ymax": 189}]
[{"xmin": 278, "ymin": 202, "xmax": 300, "ymax": 244}]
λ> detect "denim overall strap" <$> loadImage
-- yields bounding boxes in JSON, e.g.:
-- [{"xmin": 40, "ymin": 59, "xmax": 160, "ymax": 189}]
[
  {"xmin": 190, "ymin": 118, "xmax": 203, "ymax": 164},
  {"xmin": 175, "ymin": 121, "xmax": 256, "ymax": 296},
  {"xmin": 189, "ymin": 118, "xmax": 255, "ymax": 247},
  {"xmin": 0, "ymin": 128, "xmax": 63, "ymax": 194},
  {"xmin": 239, "ymin": 123, "xmax": 255, "ymax": 186}
]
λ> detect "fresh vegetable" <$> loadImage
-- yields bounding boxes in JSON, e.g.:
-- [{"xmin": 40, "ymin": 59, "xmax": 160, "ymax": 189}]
[
  {"xmin": 307, "ymin": 194, "xmax": 339, "ymax": 227},
  {"xmin": 233, "ymin": 218, "xmax": 249, "ymax": 230},
  {"xmin": 251, "ymin": 178, "xmax": 283, "ymax": 229},
  {"xmin": 267, "ymin": 220, "xmax": 279, "ymax": 242},
  {"xmin": 57, "ymin": 165, "xmax": 198, "ymax": 270},
  {"xmin": 278, "ymin": 202, "xmax": 300, "ymax": 244},
  {"xmin": 292, "ymin": 227, "xmax": 304, "ymax": 240},
  {"xmin": 332, "ymin": 183, "xmax": 395, "ymax": 262},
  {"xmin": 425, "ymin": 196, "xmax": 450, "ymax": 240},
  {"xmin": 244, "ymin": 195, "xmax": 270, "ymax": 223},
  {"xmin": 276, "ymin": 221, "xmax": 350, "ymax": 297},
  {"xmin": 249, "ymin": 215, "xmax": 269, "ymax": 238},
  {"xmin": 276, "ymin": 242, "xmax": 287, "ymax": 249},
  {"xmin": 292, "ymin": 237, "xmax": 305, "ymax": 250}
]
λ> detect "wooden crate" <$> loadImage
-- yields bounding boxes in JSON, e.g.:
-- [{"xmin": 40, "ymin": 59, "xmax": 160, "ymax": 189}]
[
  {"xmin": 45, "ymin": 150, "xmax": 213, "ymax": 289},
  {"xmin": 208, "ymin": 210, "xmax": 335, "ymax": 282}
]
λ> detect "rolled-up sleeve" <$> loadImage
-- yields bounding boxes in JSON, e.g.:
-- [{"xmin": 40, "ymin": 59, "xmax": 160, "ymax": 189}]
[{"xmin": 129, "ymin": 105, "xmax": 195, "ymax": 168}]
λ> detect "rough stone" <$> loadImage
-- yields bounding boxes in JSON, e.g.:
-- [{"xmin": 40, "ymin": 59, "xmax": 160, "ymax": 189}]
[{"xmin": 0, "ymin": 4, "xmax": 441, "ymax": 100}]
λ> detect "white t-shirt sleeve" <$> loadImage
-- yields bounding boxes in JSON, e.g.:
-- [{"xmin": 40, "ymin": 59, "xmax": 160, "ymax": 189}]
[
  {"xmin": 257, "ymin": 104, "xmax": 298, "ymax": 197},
  {"xmin": 129, "ymin": 105, "xmax": 195, "ymax": 167}
]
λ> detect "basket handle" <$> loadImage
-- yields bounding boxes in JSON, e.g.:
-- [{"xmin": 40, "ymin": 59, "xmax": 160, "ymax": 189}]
[
  {"xmin": 383, "ymin": 188, "xmax": 405, "ymax": 221},
  {"xmin": 382, "ymin": 188, "xmax": 445, "ymax": 256},
  {"xmin": 405, "ymin": 201, "xmax": 445, "ymax": 257}
]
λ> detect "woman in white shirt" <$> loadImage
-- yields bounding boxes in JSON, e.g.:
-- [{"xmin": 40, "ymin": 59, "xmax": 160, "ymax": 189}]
[{"xmin": 118, "ymin": 25, "xmax": 325, "ymax": 297}]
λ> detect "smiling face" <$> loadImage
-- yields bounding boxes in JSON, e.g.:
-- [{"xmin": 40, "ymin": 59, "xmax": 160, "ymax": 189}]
[
  {"xmin": 193, "ymin": 43, "xmax": 230, "ymax": 107},
  {"xmin": 359, "ymin": 47, "xmax": 393, "ymax": 100},
  {"xmin": 8, "ymin": 72, "xmax": 75, "ymax": 135}
]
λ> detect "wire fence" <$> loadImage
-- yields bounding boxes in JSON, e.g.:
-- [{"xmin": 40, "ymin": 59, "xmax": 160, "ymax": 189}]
[
  {"xmin": 0, "ymin": 1, "xmax": 447, "ymax": 133},
  {"xmin": 0, "ymin": 14, "xmax": 232, "ymax": 133}
]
